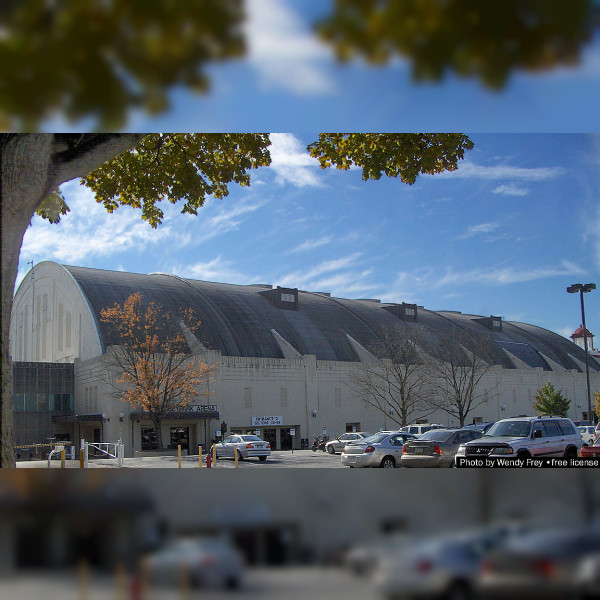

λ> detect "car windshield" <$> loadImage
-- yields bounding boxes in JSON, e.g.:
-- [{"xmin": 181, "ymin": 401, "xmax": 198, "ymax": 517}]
[
  {"xmin": 485, "ymin": 420, "xmax": 531, "ymax": 437},
  {"xmin": 363, "ymin": 433, "xmax": 388, "ymax": 444},
  {"xmin": 418, "ymin": 430, "xmax": 454, "ymax": 442},
  {"xmin": 240, "ymin": 435, "xmax": 262, "ymax": 442}
]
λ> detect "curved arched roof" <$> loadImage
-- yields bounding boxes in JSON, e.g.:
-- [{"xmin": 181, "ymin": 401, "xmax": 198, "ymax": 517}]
[{"xmin": 61, "ymin": 264, "xmax": 598, "ymax": 373}]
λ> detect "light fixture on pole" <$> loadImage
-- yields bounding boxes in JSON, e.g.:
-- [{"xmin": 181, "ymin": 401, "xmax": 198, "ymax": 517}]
[{"xmin": 567, "ymin": 283, "xmax": 596, "ymax": 423}]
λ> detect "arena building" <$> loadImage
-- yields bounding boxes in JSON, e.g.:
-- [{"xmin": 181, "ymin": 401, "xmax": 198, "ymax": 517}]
[{"xmin": 9, "ymin": 261, "xmax": 600, "ymax": 458}]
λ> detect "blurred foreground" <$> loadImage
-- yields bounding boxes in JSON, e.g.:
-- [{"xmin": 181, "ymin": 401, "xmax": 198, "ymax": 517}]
[{"xmin": 0, "ymin": 470, "xmax": 598, "ymax": 599}]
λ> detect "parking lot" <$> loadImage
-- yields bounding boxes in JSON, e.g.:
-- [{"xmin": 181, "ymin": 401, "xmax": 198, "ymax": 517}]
[{"xmin": 16, "ymin": 449, "xmax": 349, "ymax": 469}]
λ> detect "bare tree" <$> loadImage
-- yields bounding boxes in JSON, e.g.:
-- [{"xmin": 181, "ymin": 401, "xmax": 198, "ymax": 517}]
[
  {"xmin": 351, "ymin": 325, "xmax": 435, "ymax": 427},
  {"xmin": 426, "ymin": 327, "xmax": 496, "ymax": 427}
]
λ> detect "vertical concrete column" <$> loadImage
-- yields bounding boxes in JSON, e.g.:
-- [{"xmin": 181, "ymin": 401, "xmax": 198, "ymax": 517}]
[{"xmin": 304, "ymin": 355, "xmax": 318, "ymax": 438}]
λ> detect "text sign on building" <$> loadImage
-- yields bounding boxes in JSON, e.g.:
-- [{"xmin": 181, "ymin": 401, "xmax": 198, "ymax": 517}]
[
  {"xmin": 290, "ymin": 428, "xmax": 296, "ymax": 436},
  {"xmin": 252, "ymin": 415, "xmax": 283, "ymax": 427}
]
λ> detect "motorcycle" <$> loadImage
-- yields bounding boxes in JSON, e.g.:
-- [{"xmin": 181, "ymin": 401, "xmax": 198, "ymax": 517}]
[{"xmin": 312, "ymin": 436, "xmax": 327, "ymax": 452}]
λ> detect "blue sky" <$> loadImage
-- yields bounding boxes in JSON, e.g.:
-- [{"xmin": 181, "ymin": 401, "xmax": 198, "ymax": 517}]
[
  {"xmin": 17, "ymin": 133, "xmax": 600, "ymax": 345},
  {"xmin": 46, "ymin": 0, "xmax": 600, "ymax": 133}
]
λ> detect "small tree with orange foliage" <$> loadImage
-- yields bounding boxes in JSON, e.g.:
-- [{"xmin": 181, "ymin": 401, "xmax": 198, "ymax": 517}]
[{"xmin": 100, "ymin": 292, "xmax": 215, "ymax": 450}]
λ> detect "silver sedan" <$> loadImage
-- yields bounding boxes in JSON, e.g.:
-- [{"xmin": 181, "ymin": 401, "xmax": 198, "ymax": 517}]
[
  {"xmin": 215, "ymin": 434, "xmax": 271, "ymax": 462},
  {"xmin": 325, "ymin": 432, "xmax": 371, "ymax": 454},
  {"xmin": 341, "ymin": 432, "xmax": 417, "ymax": 468}
]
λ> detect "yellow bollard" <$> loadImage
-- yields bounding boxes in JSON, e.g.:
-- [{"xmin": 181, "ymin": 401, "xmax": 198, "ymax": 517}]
[
  {"xmin": 213, "ymin": 442, "xmax": 217, "ymax": 466},
  {"xmin": 178, "ymin": 444, "xmax": 181, "ymax": 468},
  {"xmin": 115, "ymin": 561, "xmax": 127, "ymax": 600},
  {"xmin": 234, "ymin": 444, "xmax": 238, "ymax": 468},
  {"xmin": 60, "ymin": 448, "xmax": 66, "ymax": 468},
  {"xmin": 78, "ymin": 558, "xmax": 89, "ymax": 600},
  {"xmin": 199, "ymin": 445, "xmax": 202, "ymax": 468},
  {"xmin": 180, "ymin": 563, "xmax": 191, "ymax": 600}
]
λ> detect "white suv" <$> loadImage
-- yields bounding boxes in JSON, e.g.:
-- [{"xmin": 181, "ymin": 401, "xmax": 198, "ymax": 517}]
[
  {"xmin": 456, "ymin": 416, "xmax": 582, "ymax": 459},
  {"xmin": 398, "ymin": 423, "xmax": 445, "ymax": 436}
]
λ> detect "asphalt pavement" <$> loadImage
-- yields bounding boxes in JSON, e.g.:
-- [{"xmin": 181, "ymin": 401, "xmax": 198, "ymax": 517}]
[
  {"xmin": 15, "ymin": 449, "xmax": 349, "ymax": 469},
  {"xmin": 0, "ymin": 567, "xmax": 377, "ymax": 600}
]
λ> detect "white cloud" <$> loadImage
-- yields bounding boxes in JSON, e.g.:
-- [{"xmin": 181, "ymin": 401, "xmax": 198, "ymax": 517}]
[
  {"xmin": 492, "ymin": 183, "xmax": 529, "ymax": 196},
  {"xmin": 268, "ymin": 133, "xmax": 323, "ymax": 187},
  {"xmin": 170, "ymin": 256, "xmax": 253, "ymax": 285},
  {"xmin": 20, "ymin": 183, "xmax": 176, "ymax": 264},
  {"xmin": 195, "ymin": 197, "xmax": 269, "ymax": 242},
  {"xmin": 276, "ymin": 252, "xmax": 364, "ymax": 289},
  {"xmin": 244, "ymin": 0, "xmax": 336, "ymax": 95},
  {"xmin": 584, "ymin": 204, "xmax": 600, "ymax": 272},
  {"xmin": 379, "ymin": 261, "xmax": 586, "ymax": 303},
  {"xmin": 435, "ymin": 260, "xmax": 585, "ymax": 288},
  {"xmin": 442, "ymin": 161, "xmax": 566, "ymax": 181},
  {"xmin": 289, "ymin": 236, "xmax": 333, "ymax": 253},
  {"xmin": 457, "ymin": 222, "xmax": 501, "ymax": 240}
]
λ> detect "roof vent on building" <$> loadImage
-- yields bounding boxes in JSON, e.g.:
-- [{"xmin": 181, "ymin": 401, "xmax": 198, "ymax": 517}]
[
  {"xmin": 473, "ymin": 315, "xmax": 502, "ymax": 332},
  {"xmin": 382, "ymin": 302, "xmax": 418, "ymax": 322},
  {"xmin": 259, "ymin": 286, "xmax": 299, "ymax": 311}
]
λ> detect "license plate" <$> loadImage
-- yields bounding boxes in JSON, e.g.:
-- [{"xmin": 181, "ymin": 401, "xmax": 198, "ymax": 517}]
[
  {"xmin": 415, "ymin": 447, "xmax": 424, "ymax": 454},
  {"xmin": 348, "ymin": 456, "xmax": 356, "ymax": 463}
]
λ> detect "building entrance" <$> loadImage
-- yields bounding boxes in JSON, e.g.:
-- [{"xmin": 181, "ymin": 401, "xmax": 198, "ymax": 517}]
[
  {"xmin": 170, "ymin": 426, "xmax": 189, "ymax": 453},
  {"xmin": 280, "ymin": 428, "xmax": 293, "ymax": 450},
  {"xmin": 262, "ymin": 428, "xmax": 277, "ymax": 450}
]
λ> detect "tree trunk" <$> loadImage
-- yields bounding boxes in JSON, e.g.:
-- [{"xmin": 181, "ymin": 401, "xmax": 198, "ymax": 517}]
[
  {"xmin": 1, "ymin": 134, "xmax": 144, "ymax": 467},
  {"xmin": 153, "ymin": 417, "xmax": 165, "ymax": 451},
  {"xmin": 1, "ymin": 135, "xmax": 55, "ymax": 467}
]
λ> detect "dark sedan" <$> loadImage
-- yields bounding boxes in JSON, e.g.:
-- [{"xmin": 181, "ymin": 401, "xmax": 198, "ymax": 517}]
[{"xmin": 401, "ymin": 428, "xmax": 483, "ymax": 467}]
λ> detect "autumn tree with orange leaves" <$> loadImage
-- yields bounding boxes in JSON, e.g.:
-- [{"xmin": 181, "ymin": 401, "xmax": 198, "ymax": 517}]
[{"xmin": 100, "ymin": 292, "xmax": 214, "ymax": 450}]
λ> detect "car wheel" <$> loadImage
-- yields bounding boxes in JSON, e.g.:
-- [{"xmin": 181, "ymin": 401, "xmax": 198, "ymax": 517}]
[
  {"xmin": 380, "ymin": 456, "xmax": 395, "ymax": 468},
  {"xmin": 443, "ymin": 581, "xmax": 472, "ymax": 600},
  {"xmin": 327, "ymin": 445, "xmax": 335, "ymax": 454},
  {"xmin": 563, "ymin": 446, "xmax": 578, "ymax": 459},
  {"xmin": 516, "ymin": 450, "xmax": 531, "ymax": 459},
  {"xmin": 225, "ymin": 576, "xmax": 240, "ymax": 590},
  {"xmin": 259, "ymin": 455, "xmax": 267, "ymax": 462}
]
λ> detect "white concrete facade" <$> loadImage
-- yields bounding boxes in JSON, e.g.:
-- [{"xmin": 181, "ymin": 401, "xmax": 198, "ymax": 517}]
[{"xmin": 10, "ymin": 262, "xmax": 600, "ymax": 457}]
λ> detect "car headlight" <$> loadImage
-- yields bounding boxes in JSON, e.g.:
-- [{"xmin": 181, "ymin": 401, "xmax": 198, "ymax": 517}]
[{"xmin": 493, "ymin": 447, "xmax": 514, "ymax": 455}]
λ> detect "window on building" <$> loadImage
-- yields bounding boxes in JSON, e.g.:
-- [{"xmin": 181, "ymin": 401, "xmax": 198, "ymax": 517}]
[
  {"xmin": 281, "ymin": 293, "xmax": 295, "ymax": 303},
  {"xmin": 13, "ymin": 393, "xmax": 25, "ymax": 412}
]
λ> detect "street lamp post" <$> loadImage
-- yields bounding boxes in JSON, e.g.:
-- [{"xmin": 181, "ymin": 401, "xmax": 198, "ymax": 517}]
[{"xmin": 567, "ymin": 283, "xmax": 596, "ymax": 424}]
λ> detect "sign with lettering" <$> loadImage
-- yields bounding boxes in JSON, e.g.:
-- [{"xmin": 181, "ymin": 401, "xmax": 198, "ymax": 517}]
[
  {"xmin": 252, "ymin": 415, "xmax": 283, "ymax": 426},
  {"xmin": 290, "ymin": 428, "xmax": 296, "ymax": 436}
]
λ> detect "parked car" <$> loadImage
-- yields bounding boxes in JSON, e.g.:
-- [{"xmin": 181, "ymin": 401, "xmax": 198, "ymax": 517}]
[
  {"xmin": 462, "ymin": 421, "xmax": 495, "ymax": 435},
  {"xmin": 325, "ymin": 431, "xmax": 371, "ymax": 454},
  {"xmin": 580, "ymin": 435, "xmax": 600, "ymax": 458},
  {"xmin": 401, "ymin": 428, "xmax": 484, "ymax": 468},
  {"xmin": 341, "ymin": 432, "xmax": 417, "ymax": 468},
  {"xmin": 476, "ymin": 526, "xmax": 600, "ymax": 599},
  {"xmin": 214, "ymin": 434, "xmax": 270, "ymax": 461},
  {"xmin": 455, "ymin": 416, "xmax": 582, "ymax": 459},
  {"xmin": 575, "ymin": 552, "xmax": 600, "ymax": 600},
  {"xmin": 143, "ymin": 537, "xmax": 244, "ymax": 589},
  {"xmin": 344, "ymin": 532, "xmax": 411, "ymax": 577},
  {"xmin": 373, "ymin": 525, "xmax": 522, "ymax": 600},
  {"xmin": 398, "ymin": 423, "xmax": 445, "ymax": 436},
  {"xmin": 578, "ymin": 425, "xmax": 597, "ymax": 446}
]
